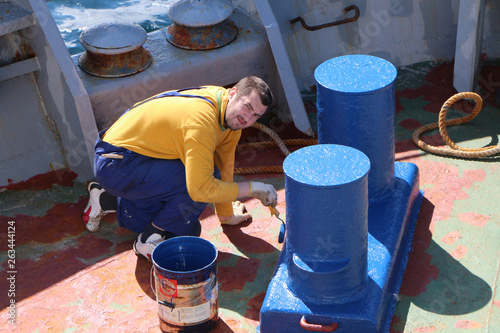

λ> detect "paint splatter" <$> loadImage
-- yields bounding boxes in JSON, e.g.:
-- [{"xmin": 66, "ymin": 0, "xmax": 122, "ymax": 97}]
[
  {"xmin": 455, "ymin": 320, "xmax": 483, "ymax": 329},
  {"xmin": 458, "ymin": 212, "xmax": 490, "ymax": 227},
  {"xmin": 441, "ymin": 231, "xmax": 461, "ymax": 244},
  {"xmin": 450, "ymin": 245, "xmax": 468, "ymax": 260},
  {"xmin": 396, "ymin": 147, "xmax": 487, "ymax": 233},
  {"xmin": 412, "ymin": 326, "xmax": 437, "ymax": 332}
]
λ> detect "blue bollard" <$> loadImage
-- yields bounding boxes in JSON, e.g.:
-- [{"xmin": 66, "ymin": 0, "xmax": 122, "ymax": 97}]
[
  {"xmin": 284, "ymin": 144, "xmax": 370, "ymax": 303},
  {"xmin": 316, "ymin": 55, "xmax": 397, "ymax": 201},
  {"xmin": 258, "ymin": 55, "xmax": 423, "ymax": 333}
]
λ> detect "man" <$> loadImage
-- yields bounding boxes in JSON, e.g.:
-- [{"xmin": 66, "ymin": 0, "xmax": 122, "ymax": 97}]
[{"xmin": 82, "ymin": 76, "xmax": 278, "ymax": 261}]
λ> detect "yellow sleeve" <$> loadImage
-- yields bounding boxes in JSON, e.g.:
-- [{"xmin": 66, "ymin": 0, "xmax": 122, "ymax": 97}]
[
  {"xmin": 182, "ymin": 127, "xmax": 239, "ymax": 206},
  {"xmin": 213, "ymin": 130, "xmax": 241, "ymax": 217}
]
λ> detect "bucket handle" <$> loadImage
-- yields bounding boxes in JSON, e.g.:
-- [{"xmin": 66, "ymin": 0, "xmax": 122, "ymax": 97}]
[{"xmin": 150, "ymin": 266, "xmax": 217, "ymax": 309}]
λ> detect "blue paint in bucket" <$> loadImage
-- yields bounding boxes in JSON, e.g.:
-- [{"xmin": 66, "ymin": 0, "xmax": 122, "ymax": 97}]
[{"xmin": 151, "ymin": 236, "xmax": 218, "ymax": 332}]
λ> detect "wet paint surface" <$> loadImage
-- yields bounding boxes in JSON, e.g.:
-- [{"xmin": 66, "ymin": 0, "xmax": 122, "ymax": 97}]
[{"xmin": 1, "ymin": 61, "xmax": 499, "ymax": 332}]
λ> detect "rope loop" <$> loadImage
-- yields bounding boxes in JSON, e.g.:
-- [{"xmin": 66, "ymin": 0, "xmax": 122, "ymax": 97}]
[
  {"xmin": 412, "ymin": 92, "xmax": 500, "ymax": 158},
  {"xmin": 234, "ymin": 122, "xmax": 317, "ymax": 174}
]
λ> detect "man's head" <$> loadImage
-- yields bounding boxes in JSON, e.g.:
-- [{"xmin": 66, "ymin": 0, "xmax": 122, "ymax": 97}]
[{"xmin": 224, "ymin": 76, "xmax": 274, "ymax": 131}]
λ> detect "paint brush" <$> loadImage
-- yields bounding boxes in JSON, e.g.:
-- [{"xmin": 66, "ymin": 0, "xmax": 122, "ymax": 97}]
[{"xmin": 269, "ymin": 206, "xmax": 286, "ymax": 243}]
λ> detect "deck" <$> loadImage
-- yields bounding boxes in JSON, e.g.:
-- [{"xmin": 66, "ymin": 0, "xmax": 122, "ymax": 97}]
[{"xmin": 1, "ymin": 60, "xmax": 499, "ymax": 332}]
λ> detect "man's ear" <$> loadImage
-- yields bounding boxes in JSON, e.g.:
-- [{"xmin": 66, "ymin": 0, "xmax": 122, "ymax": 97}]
[{"xmin": 228, "ymin": 86, "xmax": 237, "ymax": 100}]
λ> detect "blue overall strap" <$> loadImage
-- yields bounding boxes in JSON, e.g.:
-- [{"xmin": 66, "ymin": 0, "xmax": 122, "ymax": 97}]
[
  {"xmin": 154, "ymin": 87, "xmax": 215, "ymax": 106},
  {"xmin": 216, "ymin": 89, "xmax": 226, "ymax": 131},
  {"xmin": 120, "ymin": 87, "xmax": 225, "ymax": 131},
  {"xmin": 126, "ymin": 87, "xmax": 214, "ymax": 112}
]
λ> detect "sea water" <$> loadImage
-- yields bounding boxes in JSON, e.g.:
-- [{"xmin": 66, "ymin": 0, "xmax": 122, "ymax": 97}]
[{"xmin": 48, "ymin": 0, "xmax": 175, "ymax": 55}]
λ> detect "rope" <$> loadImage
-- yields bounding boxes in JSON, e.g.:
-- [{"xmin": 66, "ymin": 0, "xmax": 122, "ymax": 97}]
[
  {"xmin": 236, "ymin": 139, "xmax": 318, "ymax": 152},
  {"xmin": 234, "ymin": 165, "xmax": 284, "ymax": 175},
  {"xmin": 234, "ymin": 122, "xmax": 317, "ymax": 175},
  {"xmin": 250, "ymin": 122, "xmax": 292, "ymax": 156},
  {"xmin": 412, "ymin": 92, "xmax": 500, "ymax": 158}
]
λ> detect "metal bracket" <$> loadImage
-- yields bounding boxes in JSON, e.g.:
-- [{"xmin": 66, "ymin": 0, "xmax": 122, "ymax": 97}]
[{"xmin": 290, "ymin": 5, "xmax": 360, "ymax": 31}]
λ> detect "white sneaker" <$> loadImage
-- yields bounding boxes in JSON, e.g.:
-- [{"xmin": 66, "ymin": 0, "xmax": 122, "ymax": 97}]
[
  {"xmin": 82, "ymin": 182, "xmax": 116, "ymax": 232},
  {"xmin": 133, "ymin": 233, "xmax": 165, "ymax": 261}
]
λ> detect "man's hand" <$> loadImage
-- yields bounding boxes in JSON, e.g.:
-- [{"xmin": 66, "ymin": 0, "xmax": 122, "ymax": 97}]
[
  {"xmin": 249, "ymin": 182, "xmax": 277, "ymax": 207},
  {"xmin": 220, "ymin": 201, "xmax": 252, "ymax": 225}
]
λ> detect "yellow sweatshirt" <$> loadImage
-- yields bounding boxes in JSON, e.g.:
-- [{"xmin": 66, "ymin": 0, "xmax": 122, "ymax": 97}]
[{"xmin": 102, "ymin": 86, "xmax": 240, "ymax": 217}]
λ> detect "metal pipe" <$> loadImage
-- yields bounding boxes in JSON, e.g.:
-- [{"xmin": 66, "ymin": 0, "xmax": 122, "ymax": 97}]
[{"xmin": 290, "ymin": 5, "xmax": 360, "ymax": 31}]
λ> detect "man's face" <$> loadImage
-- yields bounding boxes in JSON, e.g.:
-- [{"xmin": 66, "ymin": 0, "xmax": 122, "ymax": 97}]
[{"xmin": 224, "ymin": 87, "xmax": 267, "ymax": 130}]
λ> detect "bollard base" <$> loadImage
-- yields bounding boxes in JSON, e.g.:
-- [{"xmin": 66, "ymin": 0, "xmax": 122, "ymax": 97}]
[{"xmin": 258, "ymin": 162, "xmax": 423, "ymax": 333}]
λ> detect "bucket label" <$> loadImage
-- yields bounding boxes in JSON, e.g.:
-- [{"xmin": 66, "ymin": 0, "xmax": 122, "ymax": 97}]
[
  {"xmin": 159, "ymin": 301, "xmax": 211, "ymax": 324},
  {"xmin": 159, "ymin": 277, "xmax": 177, "ymax": 297}
]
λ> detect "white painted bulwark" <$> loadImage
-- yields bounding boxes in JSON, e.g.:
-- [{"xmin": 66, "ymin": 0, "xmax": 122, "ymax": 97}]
[
  {"xmin": 257, "ymin": 0, "xmax": 462, "ymax": 90},
  {"xmin": 0, "ymin": 0, "xmax": 98, "ymax": 186},
  {"xmin": 0, "ymin": 56, "xmax": 39, "ymax": 81},
  {"xmin": 453, "ymin": 0, "xmax": 486, "ymax": 93},
  {"xmin": 28, "ymin": 0, "xmax": 98, "ymax": 181},
  {"xmin": 254, "ymin": 0, "xmax": 313, "ymax": 137},
  {"xmin": 0, "ymin": 2, "xmax": 34, "ymax": 36}
]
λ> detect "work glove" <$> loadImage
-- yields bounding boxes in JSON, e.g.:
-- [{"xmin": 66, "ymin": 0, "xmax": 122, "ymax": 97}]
[
  {"xmin": 249, "ymin": 182, "xmax": 277, "ymax": 207},
  {"xmin": 220, "ymin": 201, "xmax": 252, "ymax": 225}
]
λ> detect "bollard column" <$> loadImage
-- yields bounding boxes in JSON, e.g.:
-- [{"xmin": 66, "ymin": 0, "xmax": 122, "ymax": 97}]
[
  {"xmin": 315, "ymin": 55, "xmax": 397, "ymax": 201},
  {"xmin": 259, "ymin": 57, "xmax": 422, "ymax": 333},
  {"xmin": 283, "ymin": 144, "xmax": 370, "ymax": 303}
]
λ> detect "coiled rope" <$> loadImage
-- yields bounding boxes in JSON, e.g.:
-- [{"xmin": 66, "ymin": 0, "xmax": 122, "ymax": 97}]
[
  {"xmin": 412, "ymin": 92, "xmax": 500, "ymax": 158},
  {"xmin": 234, "ymin": 122, "xmax": 317, "ymax": 174}
]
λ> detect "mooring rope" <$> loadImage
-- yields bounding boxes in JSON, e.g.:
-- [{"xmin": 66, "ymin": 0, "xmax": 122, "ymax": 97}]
[
  {"xmin": 234, "ymin": 122, "xmax": 317, "ymax": 175},
  {"xmin": 236, "ymin": 92, "xmax": 498, "ymax": 176},
  {"xmin": 412, "ymin": 92, "xmax": 500, "ymax": 158},
  {"xmin": 236, "ymin": 138, "xmax": 318, "ymax": 154}
]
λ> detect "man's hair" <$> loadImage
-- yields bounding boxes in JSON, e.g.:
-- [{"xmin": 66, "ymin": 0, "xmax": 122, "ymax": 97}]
[{"xmin": 234, "ymin": 76, "xmax": 274, "ymax": 111}]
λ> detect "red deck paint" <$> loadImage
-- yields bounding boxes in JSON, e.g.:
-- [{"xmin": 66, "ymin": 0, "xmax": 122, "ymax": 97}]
[{"xmin": 1, "ymin": 169, "xmax": 77, "ymax": 191}]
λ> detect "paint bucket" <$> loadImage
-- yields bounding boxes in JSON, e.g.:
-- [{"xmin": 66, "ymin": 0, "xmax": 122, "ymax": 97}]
[{"xmin": 151, "ymin": 236, "xmax": 218, "ymax": 332}]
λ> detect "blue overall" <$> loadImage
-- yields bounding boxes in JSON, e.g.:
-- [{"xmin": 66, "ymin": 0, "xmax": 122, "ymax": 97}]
[{"xmin": 93, "ymin": 88, "xmax": 222, "ymax": 235}]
